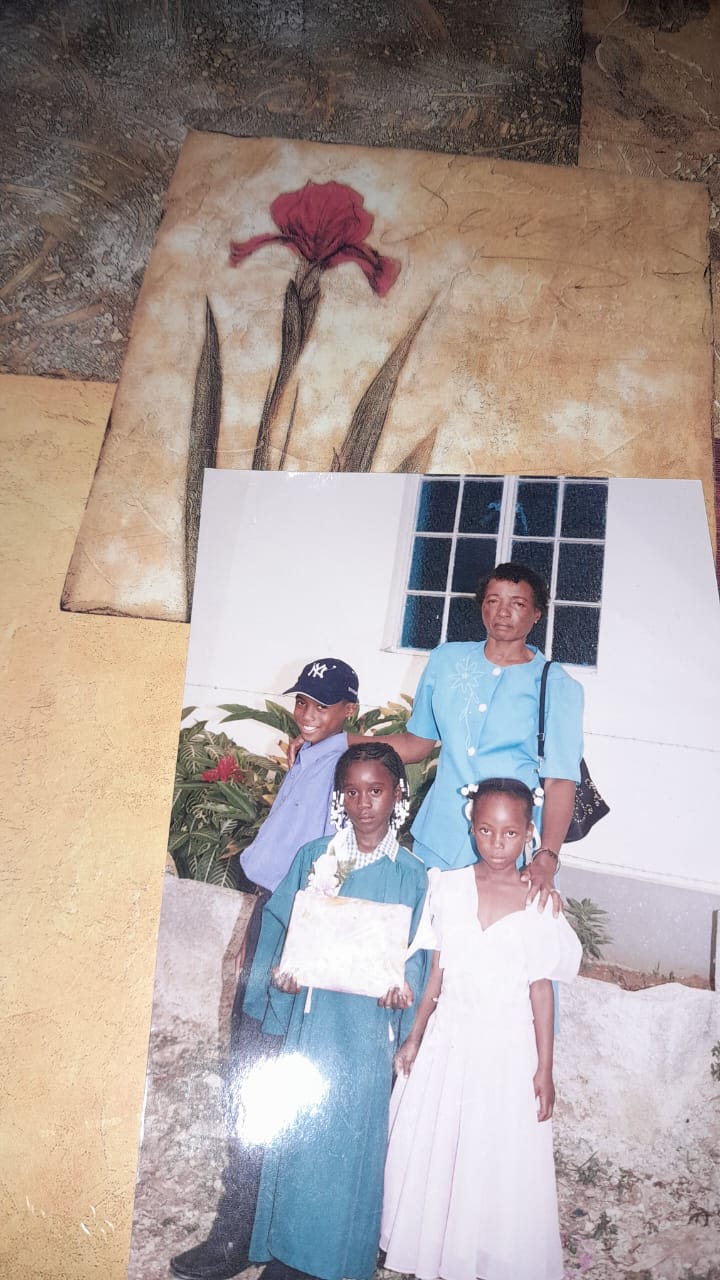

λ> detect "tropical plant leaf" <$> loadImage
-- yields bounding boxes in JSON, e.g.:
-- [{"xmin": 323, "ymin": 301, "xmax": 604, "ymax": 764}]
[
  {"xmin": 178, "ymin": 719, "xmax": 209, "ymax": 739},
  {"xmin": 219, "ymin": 701, "xmax": 299, "ymax": 739},
  {"xmin": 181, "ymin": 706, "xmax": 198, "ymax": 721},
  {"xmin": 183, "ymin": 839, "xmax": 217, "ymax": 882},
  {"xmin": 192, "ymin": 848, "xmax": 216, "ymax": 883},
  {"xmin": 184, "ymin": 298, "xmax": 222, "ymax": 618},
  {"xmin": 204, "ymin": 853, "xmax": 241, "ymax": 890},
  {"xmin": 565, "ymin": 897, "xmax": 613, "ymax": 963},
  {"xmin": 264, "ymin": 700, "xmax": 302, "ymax": 737},
  {"xmin": 179, "ymin": 719, "xmax": 208, "ymax": 736},
  {"xmin": 238, "ymin": 750, "xmax": 286, "ymax": 777},
  {"xmin": 204, "ymin": 733, "xmax": 241, "ymax": 759},
  {"xmin": 185, "ymin": 828, "xmax": 222, "ymax": 847},
  {"xmin": 352, "ymin": 706, "xmax": 386, "ymax": 731},
  {"xmin": 202, "ymin": 801, "xmax": 254, "ymax": 817},
  {"xmin": 215, "ymin": 783, "xmax": 257, "ymax": 820},
  {"xmin": 177, "ymin": 735, "xmax": 213, "ymax": 776},
  {"xmin": 168, "ymin": 832, "xmax": 192, "ymax": 852},
  {"xmin": 332, "ymin": 300, "xmax": 434, "ymax": 473}
]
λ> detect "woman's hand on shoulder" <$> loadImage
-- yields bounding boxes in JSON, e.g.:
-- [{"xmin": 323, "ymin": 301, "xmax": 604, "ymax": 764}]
[
  {"xmin": 520, "ymin": 852, "xmax": 563, "ymax": 916},
  {"xmin": 271, "ymin": 967, "xmax": 301, "ymax": 994},
  {"xmin": 378, "ymin": 980, "xmax": 413, "ymax": 1010},
  {"xmin": 286, "ymin": 734, "xmax": 304, "ymax": 768}
]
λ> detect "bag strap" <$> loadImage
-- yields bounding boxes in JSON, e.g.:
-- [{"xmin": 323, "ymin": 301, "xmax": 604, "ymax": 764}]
[{"xmin": 537, "ymin": 660, "xmax": 554, "ymax": 764}]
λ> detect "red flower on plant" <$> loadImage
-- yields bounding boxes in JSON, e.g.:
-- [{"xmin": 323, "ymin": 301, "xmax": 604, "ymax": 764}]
[
  {"xmin": 230, "ymin": 181, "xmax": 401, "ymax": 297},
  {"xmin": 202, "ymin": 755, "xmax": 244, "ymax": 784}
]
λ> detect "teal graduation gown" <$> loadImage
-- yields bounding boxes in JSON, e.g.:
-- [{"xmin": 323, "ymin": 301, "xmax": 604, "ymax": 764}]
[{"xmin": 243, "ymin": 835, "xmax": 428, "ymax": 1280}]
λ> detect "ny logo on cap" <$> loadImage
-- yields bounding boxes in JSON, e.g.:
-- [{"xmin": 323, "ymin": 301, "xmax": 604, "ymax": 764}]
[{"xmin": 308, "ymin": 662, "xmax": 329, "ymax": 679}]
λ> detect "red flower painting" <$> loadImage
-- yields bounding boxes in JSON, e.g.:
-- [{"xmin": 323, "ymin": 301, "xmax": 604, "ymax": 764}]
[
  {"xmin": 230, "ymin": 181, "xmax": 401, "ymax": 297},
  {"xmin": 229, "ymin": 181, "xmax": 401, "ymax": 469}
]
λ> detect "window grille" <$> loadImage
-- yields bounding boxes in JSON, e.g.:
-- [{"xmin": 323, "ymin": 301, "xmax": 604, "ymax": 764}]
[{"xmin": 399, "ymin": 476, "xmax": 607, "ymax": 667}]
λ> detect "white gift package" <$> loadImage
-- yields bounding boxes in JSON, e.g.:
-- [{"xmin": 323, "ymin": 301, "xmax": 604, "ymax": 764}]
[{"xmin": 279, "ymin": 891, "xmax": 412, "ymax": 997}]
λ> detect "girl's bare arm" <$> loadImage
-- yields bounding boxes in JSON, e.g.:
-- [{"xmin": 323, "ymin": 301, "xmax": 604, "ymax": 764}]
[
  {"xmin": 393, "ymin": 950, "xmax": 442, "ymax": 1075},
  {"xmin": 529, "ymin": 978, "xmax": 555, "ymax": 1121}
]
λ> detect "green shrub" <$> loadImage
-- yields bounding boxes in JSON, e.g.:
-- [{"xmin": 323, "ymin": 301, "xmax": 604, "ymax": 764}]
[
  {"xmin": 167, "ymin": 696, "xmax": 439, "ymax": 888},
  {"xmin": 564, "ymin": 897, "xmax": 613, "ymax": 964}
]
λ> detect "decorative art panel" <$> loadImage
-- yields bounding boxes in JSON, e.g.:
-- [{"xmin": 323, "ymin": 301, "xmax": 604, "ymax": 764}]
[{"xmin": 62, "ymin": 131, "xmax": 713, "ymax": 622}]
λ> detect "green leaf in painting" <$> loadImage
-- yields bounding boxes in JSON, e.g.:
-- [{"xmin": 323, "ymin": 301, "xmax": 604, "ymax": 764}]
[
  {"xmin": 332, "ymin": 301, "xmax": 434, "ymax": 473},
  {"xmin": 184, "ymin": 299, "xmax": 222, "ymax": 618},
  {"xmin": 394, "ymin": 426, "xmax": 438, "ymax": 475}
]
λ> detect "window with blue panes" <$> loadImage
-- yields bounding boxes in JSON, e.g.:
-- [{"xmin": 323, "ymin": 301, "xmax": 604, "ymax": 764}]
[{"xmin": 400, "ymin": 476, "xmax": 607, "ymax": 666}]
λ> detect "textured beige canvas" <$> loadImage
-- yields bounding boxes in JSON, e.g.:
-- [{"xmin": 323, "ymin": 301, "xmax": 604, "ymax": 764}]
[
  {"xmin": 0, "ymin": 375, "xmax": 188, "ymax": 1279},
  {"xmin": 63, "ymin": 131, "xmax": 713, "ymax": 622}
]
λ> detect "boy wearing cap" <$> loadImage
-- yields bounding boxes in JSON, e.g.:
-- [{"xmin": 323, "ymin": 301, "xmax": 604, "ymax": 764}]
[
  {"xmin": 171, "ymin": 658, "xmax": 359, "ymax": 1280},
  {"xmin": 237, "ymin": 658, "xmax": 359, "ymax": 896}
]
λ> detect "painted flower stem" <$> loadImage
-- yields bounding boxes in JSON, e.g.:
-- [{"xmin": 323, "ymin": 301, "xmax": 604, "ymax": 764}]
[{"xmin": 252, "ymin": 260, "xmax": 321, "ymax": 469}]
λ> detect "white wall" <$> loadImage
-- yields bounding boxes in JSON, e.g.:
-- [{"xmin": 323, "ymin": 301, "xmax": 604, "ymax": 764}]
[
  {"xmin": 567, "ymin": 479, "xmax": 720, "ymax": 892},
  {"xmin": 185, "ymin": 471, "xmax": 720, "ymax": 894},
  {"xmin": 185, "ymin": 470, "xmax": 427, "ymax": 708}
]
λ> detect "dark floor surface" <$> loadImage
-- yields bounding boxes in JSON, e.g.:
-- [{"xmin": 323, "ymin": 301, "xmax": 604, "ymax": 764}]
[{"xmin": 2, "ymin": 0, "xmax": 585, "ymax": 379}]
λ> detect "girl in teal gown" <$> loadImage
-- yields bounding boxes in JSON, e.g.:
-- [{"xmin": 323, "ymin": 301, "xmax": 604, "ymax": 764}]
[{"xmin": 242, "ymin": 742, "xmax": 429, "ymax": 1280}]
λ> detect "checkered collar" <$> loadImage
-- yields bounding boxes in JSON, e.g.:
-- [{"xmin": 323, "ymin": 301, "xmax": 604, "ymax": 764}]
[{"xmin": 336, "ymin": 823, "xmax": 399, "ymax": 871}]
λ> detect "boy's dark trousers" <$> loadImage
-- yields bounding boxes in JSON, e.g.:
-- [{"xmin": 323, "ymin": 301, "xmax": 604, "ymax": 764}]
[{"xmin": 170, "ymin": 882, "xmax": 280, "ymax": 1280}]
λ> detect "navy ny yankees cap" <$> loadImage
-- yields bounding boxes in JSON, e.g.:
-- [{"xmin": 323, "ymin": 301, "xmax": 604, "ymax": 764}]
[{"xmin": 284, "ymin": 658, "xmax": 359, "ymax": 706}]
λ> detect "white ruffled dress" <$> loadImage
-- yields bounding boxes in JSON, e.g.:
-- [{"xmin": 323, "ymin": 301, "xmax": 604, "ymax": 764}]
[{"xmin": 380, "ymin": 866, "xmax": 582, "ymax": 1280}]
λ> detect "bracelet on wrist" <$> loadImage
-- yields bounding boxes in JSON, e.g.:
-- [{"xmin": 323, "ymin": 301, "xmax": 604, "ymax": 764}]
[{"xmin": 532, "ymin": 846, "xmax": 561, "ymax": 870}]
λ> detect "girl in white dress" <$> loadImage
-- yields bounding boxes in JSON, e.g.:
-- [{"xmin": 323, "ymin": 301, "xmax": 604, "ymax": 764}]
[{"xmin": 380, "ymin": 777, "xmax": 581, "ymax": 1280}]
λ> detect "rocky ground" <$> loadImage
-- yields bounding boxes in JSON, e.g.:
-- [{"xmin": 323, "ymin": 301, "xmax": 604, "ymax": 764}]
[{"xmin": 126, "ymin": 973, "xmax": 720, "ymax": 1280}]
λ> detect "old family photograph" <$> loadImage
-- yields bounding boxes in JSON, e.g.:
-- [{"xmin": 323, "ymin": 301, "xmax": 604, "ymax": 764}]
[{"xmin": 128, "ymin": 469, "xmax": 720, "ymax": 1280}]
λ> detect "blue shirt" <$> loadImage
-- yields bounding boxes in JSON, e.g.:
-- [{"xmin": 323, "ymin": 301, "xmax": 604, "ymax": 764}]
[
  {"xmin": 240, "ymin": 732, "xmax": 349, "ymax": 891},
  {"xmin": 407, "ymin": 642, "xmax": 583, "ymax": 871}
]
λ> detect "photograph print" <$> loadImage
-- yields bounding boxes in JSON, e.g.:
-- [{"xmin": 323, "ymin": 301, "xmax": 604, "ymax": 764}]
[{"xmin": 126, "ymin": 467, "xmax": 720, "ymax": 1280}]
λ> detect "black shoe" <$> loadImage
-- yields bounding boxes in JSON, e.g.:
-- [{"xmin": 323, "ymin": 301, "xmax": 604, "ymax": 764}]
[
  {"xmin": 261, "ymin": 1261, "xmax": 312, "ymax": 1280},
  {"xmin": 170, "ymin": 1236, "xmax": 250, "ymax": 1280}
]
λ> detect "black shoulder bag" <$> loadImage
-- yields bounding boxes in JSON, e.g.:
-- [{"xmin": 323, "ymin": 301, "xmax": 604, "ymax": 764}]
[{"xmin": 538, "ymin": 660, "xmax": 609, "ymax": 843}]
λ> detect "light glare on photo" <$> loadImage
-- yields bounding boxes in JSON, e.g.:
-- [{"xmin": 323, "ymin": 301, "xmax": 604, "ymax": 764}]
[{"xmin": 235, "ymin": 1053, "xmax": 329, "ymax": 1145}]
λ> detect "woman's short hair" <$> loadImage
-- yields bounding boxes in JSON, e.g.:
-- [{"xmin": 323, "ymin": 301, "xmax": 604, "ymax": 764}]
[
  {"xmin": 334, "ymin": 741, "xmax": 408, "ymax": 792},
  {"xmin": 469, "ymin": 777, "xmax": 534, "ymax": 822},
  {"xmin": 475, "ymin": 561, "xmax": 549, "ymax": 616}
]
